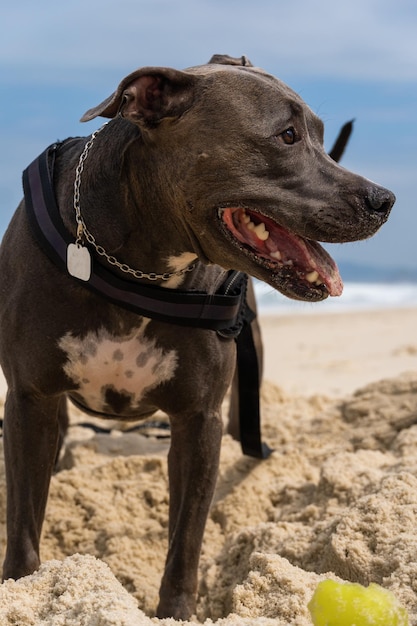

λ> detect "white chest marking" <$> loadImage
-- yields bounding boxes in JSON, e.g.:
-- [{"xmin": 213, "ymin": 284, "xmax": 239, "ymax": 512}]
[
  {"xmin": 58, "ymin": 322, "xmax": 177, "ymax": 413},
  {"xmin": 163, "ymin": 252, "xmax": 198, "ymax": 288}
]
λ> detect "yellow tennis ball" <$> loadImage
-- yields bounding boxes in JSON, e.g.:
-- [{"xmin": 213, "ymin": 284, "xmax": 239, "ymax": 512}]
[{"xmin": 308, "ymin": 579, "xmax": 409, "ymax": 626}]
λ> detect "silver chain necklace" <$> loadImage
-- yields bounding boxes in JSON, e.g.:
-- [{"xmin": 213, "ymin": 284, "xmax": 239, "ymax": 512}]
[{"xmin": 70, "ymin": 121, "xmax": 196, "ymax": 282}]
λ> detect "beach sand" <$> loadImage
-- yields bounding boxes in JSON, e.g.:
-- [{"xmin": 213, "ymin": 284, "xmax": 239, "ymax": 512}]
[
  {"xmin": 1, "ymin": 306, "xmax": 417, "ymax": 625},
  {"xmin": 261, "ymin": 305, "xmax": 417, "ymax": 396}
]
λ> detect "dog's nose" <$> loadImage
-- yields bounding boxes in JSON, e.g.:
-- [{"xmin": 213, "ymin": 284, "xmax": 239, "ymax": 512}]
[{"xmin": 365, "ymin": 185, "xmax": 396, "ymax": 214}]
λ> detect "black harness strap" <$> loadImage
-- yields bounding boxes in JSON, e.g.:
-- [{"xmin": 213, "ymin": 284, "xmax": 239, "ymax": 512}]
[
  {"xmin": 22, "ymin": 141, "xmax": 271, "ymax": 459},
  {"xmin": 219, "ymin": 282, "xmax": 272, "ymax": 459},
  {"xmin": 236, "ymin": 321, "xmax": 272, "ymax": 458}
]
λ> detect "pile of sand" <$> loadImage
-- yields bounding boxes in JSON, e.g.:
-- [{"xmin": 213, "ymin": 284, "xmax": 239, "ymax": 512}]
[{"xmin": 1, "ymin": 372, "xmax": 417, "ymax": 625}]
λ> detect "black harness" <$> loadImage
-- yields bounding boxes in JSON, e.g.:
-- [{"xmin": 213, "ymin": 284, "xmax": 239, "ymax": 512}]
[{"xmin": 23, "ymin": 140, "xmax": 272, "ymax": 459}]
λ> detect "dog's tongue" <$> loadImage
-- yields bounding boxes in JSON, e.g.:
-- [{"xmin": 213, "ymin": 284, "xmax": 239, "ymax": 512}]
[
  {"xmin": 300, "ymin": 237, "xmax": 343, "ymax": 296},
  {"xmin": 222, "ymin": 208, "xmax": 343, "ymax": 297}
]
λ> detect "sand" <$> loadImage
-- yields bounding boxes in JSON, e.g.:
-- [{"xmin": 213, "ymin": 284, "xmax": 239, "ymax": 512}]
[{"xmin": 1, "ymin": 306, "xmax": 417, "ymax": 625}]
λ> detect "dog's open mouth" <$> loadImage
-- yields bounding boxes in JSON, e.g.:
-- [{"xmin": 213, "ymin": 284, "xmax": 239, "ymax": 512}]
[{"xmin": 220, "ymin": 207, "xmax": 343, "ymax": 301}]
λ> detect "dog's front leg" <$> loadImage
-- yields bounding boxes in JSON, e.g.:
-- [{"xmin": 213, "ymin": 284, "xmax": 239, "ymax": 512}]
[
  {"xmin": 2, "ymin": 390, "xmax": 61, "ymax": 580},
  {"xmin": 156, "ymin": 410, "xmax": 223, "ymax": 620}
]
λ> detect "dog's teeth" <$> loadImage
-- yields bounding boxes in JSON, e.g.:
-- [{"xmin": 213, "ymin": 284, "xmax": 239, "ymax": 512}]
[
  {"xmin": 270, "ymin": 250, "xmax": 282, "ymax": 260},
  {"xmin": 306, "ymin": 270, "xmax": 320, "ymax": 283},
  {"xmin": 253, "ymin": 222, "xmax": 270, "ymax": 241},
  {"xmin": 247, "ymin": 220, "xmax": 256, "ymax": 231},
  {"xmin": 241, "ymin": 213, "xmax": 251, "ymax": 224}
]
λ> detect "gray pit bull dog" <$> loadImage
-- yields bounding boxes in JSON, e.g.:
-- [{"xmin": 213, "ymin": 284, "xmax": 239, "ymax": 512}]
[{"xmin": 0, "ymin": 55, "xmax": 395, "ymax": 619}]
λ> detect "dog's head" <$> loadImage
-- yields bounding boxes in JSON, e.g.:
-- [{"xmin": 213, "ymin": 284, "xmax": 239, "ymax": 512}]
[{"xmin": 81, "ymin": 55, "xmax": 395, "ymax": 301}]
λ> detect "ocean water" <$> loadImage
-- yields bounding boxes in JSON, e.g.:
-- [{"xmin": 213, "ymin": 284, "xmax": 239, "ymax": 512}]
[{"xmin": 254, "ymin": 281, "xmax": 417, "ymax": 316}]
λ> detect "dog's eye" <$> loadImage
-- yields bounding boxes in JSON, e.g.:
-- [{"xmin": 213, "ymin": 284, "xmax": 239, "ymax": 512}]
[{"xmin": 280, "ymin": 127, "xmax": 297, "ymax": 145}]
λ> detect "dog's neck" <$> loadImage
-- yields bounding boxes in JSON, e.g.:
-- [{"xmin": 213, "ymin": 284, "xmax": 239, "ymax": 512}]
[{"xmin": 70, "ymin": 119, "xmax": 200, "ymax": 287}]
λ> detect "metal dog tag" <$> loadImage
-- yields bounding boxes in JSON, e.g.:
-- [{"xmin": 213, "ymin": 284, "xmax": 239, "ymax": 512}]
[{"xmin": 67, "ymin": 243, "xmax": 91, "ymax": 282}]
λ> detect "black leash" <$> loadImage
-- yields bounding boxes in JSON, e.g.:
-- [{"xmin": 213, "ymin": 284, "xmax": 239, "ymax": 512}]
[{"xmin": 22, "ymin": 140, "xmax": 272, "ymax": 459}]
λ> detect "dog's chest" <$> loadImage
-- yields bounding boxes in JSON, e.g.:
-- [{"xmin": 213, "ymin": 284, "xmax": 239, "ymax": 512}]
[{"xmin": 58, "ymin": 323, "xmax": 177, "ymax": 415}]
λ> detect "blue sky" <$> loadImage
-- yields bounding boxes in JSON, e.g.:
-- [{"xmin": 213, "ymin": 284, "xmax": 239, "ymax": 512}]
[{"xmin": 1, "ymin": 0, "xmax": 416, "ymax": 272}]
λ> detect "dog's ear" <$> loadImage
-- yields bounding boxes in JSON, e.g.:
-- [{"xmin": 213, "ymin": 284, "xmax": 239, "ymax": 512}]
[
  {"xmin": 80, "ymin": 67, "xmax": 197, "ymax": 124},
  {"xmin": 207, "ymin": 54, "xmax": 254, "ymax": 67}
]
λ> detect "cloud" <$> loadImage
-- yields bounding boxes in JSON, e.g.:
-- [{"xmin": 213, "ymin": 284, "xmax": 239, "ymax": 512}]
[{"xmin": 1, "ymin": 0, "xmax": 417, "ymax": 85}]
